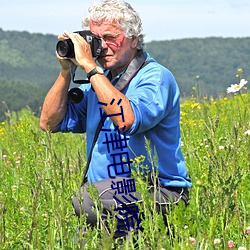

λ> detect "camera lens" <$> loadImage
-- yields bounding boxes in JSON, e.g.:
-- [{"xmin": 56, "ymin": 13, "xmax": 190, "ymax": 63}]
[
  {"xmin": 56, "ymin": 39, "xmax": 74, "ymax": 58},
  {"xmin": 68, "ymin": 88, "xmax": 84, "ymax": 103}
]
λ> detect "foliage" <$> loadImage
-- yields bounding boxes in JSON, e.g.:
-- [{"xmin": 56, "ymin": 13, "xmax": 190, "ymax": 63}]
[
  {"xmin": 0, "ymin": 28, "xmax": 60, "ymax": 89},
  {"xmin": 0, "ymin": 29, "xmax": 250, "ymax": 119},
  {"xmin": 0, "ymin": 79, "xmax": 46, "ymax": 121},
  {"xmin": 0, "ymin": 109, "xmax": 85, "ymax": 249},
  {"xmin": 0, "ymin": 29, "xmax": 61, "ymax": 121},
  {"xmin": 145, "ymin": 37, "xmax": 250, "ymax": 98},
  {"xmin": 0, "ymin": 92, "xmax": 249, "ymax": 249}
]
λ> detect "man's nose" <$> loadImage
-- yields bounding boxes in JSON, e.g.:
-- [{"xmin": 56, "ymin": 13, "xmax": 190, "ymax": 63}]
[{"xmin": 101, "ymin": 38, "xmax": 108, "ymax": 49}]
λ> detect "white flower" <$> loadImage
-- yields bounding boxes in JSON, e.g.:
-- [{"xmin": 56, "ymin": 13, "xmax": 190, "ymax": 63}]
[
  {"xmin": 238, "ymin": 247, "xmax": 246, "ymax": 250},
  {"xmin": 214, "ymin": 238, "xmax": 221, "ymax": 244},
  {"xmin": 227, "ymin": 79, "xmax": 248, "ymax": 93},
  {"xmin": 244, "ymin": 130, "xmax": 250, "ymax": 136},
  {"xmin": 189, "ymin": 237, "xmax": 196, "ymax": 245},
  {"xmin": 246, "ymin": 226, "xmax": 250, "ymax": 235},
  {"xmin": 20, "ymin": 207, "xmax": 25, "ymax": 214}
]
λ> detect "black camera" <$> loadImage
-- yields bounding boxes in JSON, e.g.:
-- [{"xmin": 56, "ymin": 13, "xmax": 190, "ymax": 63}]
[{"xmin": 56, "ymin": 30, "xmax": 102, "ymax": 58}]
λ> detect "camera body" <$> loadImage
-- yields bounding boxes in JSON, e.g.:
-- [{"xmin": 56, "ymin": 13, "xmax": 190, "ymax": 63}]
[{"xmin": 56, "ymin": 30, "xmax": 102, "ymax": 58}]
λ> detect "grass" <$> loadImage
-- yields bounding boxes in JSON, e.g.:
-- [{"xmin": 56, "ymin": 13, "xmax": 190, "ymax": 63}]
[{"xmin": 0, "ymin": 92, "xmax": 249, "ymax": 249}]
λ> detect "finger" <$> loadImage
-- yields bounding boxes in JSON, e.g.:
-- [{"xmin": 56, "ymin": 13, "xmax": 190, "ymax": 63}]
[
  {"xmin": 55, "ymin": 51, "xmax": 79, "ymax": 66},
  {"xmin": 65, "ymin": 31, "xmax": 85, "ymax": 43},
  {"xmin": 55, "ymin": 51, "xmax": 64, "ymax": 59},
  {"xmin": 64, "ymin": 30, "xmax": 76, "ymax": 40},
  {"xmin": 57, "ymin": 31, "xmax": 70, "ymax": 41}
]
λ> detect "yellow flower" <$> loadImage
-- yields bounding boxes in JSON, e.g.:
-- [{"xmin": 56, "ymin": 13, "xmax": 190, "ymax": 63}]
[
  {"xmin": 237, "ymin": 67, "xmax": 243, "ymax": 73},
  {"xmin": 191, "ymin": 103, "xmax": 201, "ymax": 109}
]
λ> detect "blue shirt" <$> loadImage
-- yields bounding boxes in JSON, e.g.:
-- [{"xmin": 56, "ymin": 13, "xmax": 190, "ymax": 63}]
[{"xmin": 58, "ymin": 52, "xmax": 192, "ymax": 188}]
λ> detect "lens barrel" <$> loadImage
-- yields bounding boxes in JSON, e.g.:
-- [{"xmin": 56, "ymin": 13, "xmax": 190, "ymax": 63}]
[
  {"xmin": 68, "ymin": 88, "xmax": 84, "ymax": 103},
  {"xmin": 56, "ymin": 39, "xmax": 75, "ymax": 58},
  {"xmin": 56, "ymin": 31, "xmax": 102, "ymax": 58}
]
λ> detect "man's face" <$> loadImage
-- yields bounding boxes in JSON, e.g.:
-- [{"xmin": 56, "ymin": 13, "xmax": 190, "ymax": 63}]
[{"xmin": 89, "ymin": 20, "xmax": 138, "ymax": 73}]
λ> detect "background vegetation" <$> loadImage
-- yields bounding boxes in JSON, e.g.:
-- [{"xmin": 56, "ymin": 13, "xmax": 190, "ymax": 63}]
[
  {"xmin": 0, "ymin": 28, "xmax": 250, "ymax": 120},
  {"xmin": 0, "ymin": 91, "xmax": 249, "ymax": 249},
  {"xmin": 0, "ymin": 28, "xmax": 249, "ymax": 249}
]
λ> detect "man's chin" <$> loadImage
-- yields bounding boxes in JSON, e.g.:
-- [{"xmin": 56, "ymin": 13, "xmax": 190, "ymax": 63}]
[{"xmin": 98, "ymin": 59, "xmax": 113, "ymax": 69}]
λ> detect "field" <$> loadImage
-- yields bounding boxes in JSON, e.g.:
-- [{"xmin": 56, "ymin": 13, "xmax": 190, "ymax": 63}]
[{"xmin": 0, "ymin": 90, "xmax": 249, "ymax": 249}]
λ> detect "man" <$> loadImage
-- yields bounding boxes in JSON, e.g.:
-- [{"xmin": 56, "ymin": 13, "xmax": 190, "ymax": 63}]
[{"xmin": 40, "ymin": 0, "xmax": 192, "ymax": 243}]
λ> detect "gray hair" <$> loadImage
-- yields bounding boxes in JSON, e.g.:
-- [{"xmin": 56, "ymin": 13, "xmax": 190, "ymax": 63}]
[{"xmin": 82, "ymin": 0, "xmax": 145, "ymax": 49}]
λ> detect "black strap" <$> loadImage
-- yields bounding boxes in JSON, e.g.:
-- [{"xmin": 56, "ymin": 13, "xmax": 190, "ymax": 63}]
[
  {"xmin": 81, "ymin": 50, "xmax": 149, "ymax": 185},
  {"xmin": 81, "ymin": 115, "xmax": 106, "ymax": 185},
  {"xmin": 114, "ymin": 49, "xmax": 148, "ymax": 92}
]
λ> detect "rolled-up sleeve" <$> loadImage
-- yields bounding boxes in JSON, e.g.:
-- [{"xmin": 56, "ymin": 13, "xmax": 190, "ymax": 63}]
[
  {"xmin": 126, "ymin": 64, "xmax": 179, "ymax": 135},
  {"xmin": 57, "ymin": 87, "xmax": 89, "ymax": 133}
]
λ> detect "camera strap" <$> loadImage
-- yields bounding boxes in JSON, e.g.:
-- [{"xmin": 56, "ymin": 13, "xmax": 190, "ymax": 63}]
[{"xmin": 81, "ymin": 50, "xmax": 150, "ymax": 185}]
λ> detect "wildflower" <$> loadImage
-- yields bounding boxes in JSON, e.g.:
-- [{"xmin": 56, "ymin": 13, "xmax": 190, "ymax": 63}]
[
  {"xmin": 214, "ymin": 238, "xmax": 221, "ymax": 244},
  {"xmin": 246, "ymin": 226, "xmax": 250, "ymax": 235},
  {"xmin": 12, "ymin": 185, "xmax": 17, "ymax": 192},
  {"xmin": 244, "ymin": 130, "xmax": 250, "ymax": 136},
  {"xmin": 238, "ymin": 247, "xmax": 246, "ymax": 250},
  {"xmin": 218, "ymin": 145, "xmax": 224, "ymax": 150},
  {"xmin": 191, "ymin": 103, "xmax": 201, "ymax": 109},
  {"xmin": 189, "ymin": 237, "xmax": 196, "ymax": 246},
  {"xmin": 42, "ymin": 213, "xmax": 48, "ymax": 221},
  {"xmin": 228, "ymin": 240, "xmax": 235, "ymax": 248},
  {"xmin": 237, "ymin": 67, "xmax": 243, "ymax": 73},
  {"xmin": 196, "ymin": 180, "xmax": 202, "ymax": 185},
  {"xmin": 227, "ymin": 79, "xmax": 248, "ymax": 93}
]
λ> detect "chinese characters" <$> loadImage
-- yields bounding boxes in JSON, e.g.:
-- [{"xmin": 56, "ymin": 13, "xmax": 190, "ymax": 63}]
[{"xmin": 99, "ymin": 99, "xmax": 141, "ymax": 233}]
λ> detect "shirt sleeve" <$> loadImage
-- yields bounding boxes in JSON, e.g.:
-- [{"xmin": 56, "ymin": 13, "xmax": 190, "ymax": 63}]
[
  {"xmin": 126, "ymin": 63, "xmax": 180, "ymax": 135},
  {"xmin": 56, "ymin": 86, "xmax": 89, "ymax": 133}
]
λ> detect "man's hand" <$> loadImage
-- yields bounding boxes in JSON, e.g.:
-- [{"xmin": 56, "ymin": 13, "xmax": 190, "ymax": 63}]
[
  {"xmin": 62, "ymin": 31, "xmax": 96, "ymax": 73},
  {"xmin": 56, "ymin": 33, "xmax": 79, "ymax": 71}
]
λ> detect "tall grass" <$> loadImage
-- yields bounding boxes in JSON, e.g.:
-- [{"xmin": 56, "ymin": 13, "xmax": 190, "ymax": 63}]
[{"xmin": 0, "ymin": 93, "xmax": 249, "ymax": 249}]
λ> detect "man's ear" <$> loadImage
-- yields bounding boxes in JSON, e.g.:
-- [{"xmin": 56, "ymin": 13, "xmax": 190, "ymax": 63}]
[{"xmin": 131, "ymin": 36, "xmax": 139, "ymax": 48}]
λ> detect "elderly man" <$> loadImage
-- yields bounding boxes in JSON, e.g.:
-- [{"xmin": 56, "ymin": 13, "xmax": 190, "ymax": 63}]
[{"xmin": 40, "ymin": 0, "xmax": 192, "ymax": 244}]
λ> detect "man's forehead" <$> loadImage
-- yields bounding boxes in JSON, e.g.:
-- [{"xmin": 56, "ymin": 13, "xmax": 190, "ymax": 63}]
[{"xmin": 90, "ymin": 20, "xmax": 122, "ymax": 33}]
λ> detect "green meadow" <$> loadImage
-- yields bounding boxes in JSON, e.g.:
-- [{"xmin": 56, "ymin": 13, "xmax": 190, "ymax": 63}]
[{"xmin": 0, "ymin": 90, "xmax": 249, "ymax": 249}]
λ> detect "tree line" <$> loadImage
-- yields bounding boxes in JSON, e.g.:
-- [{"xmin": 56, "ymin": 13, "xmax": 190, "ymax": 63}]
[{"xmin": 0, "ymin": 28, "xmax": 249, "ymax": 120}]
